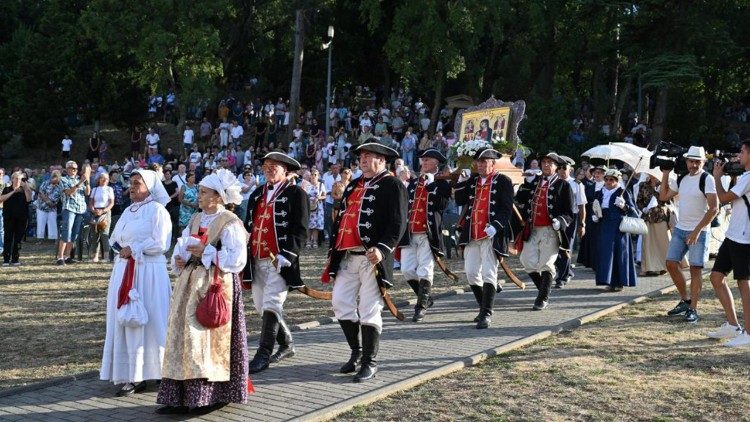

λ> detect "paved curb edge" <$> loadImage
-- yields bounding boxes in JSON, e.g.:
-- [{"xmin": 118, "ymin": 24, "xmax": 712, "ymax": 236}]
[{"xmin": 294, "ymin": 283, "xmax": 683, "ymax": 422}]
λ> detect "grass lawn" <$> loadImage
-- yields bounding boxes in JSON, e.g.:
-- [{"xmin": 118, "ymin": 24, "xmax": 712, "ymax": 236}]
[{"xmin": 336, "ymin": 290, "xmax": 750, "ymax": 421}]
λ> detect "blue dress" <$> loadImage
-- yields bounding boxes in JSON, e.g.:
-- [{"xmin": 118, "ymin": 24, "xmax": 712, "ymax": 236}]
[{"xmin": 594, "ymin": 187, "xmax": 638, "ymax": 288}]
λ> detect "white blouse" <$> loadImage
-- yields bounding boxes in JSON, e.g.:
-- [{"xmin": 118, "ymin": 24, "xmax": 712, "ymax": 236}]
[
  {"xmin": 601, "ymin": 186, "xmax": 618, "ymax": 209},
  {"xmin": 109, "ymin": 198, "xmax": 172, "ymax": 262},
  {"xmin": 171, "ymin": 209, "xmax": 247, "ymax": 274},
  {"xmin": 91, "ymin": 185, "xmax": 114, "ymax": 209}
]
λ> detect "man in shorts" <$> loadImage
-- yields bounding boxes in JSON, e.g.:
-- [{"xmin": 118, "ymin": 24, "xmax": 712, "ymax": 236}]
[
  {"xmin": 706, "ymin": 139, "xmax": 750, "ymax": 346},
  {"xmin": 660, "ymin": 146, "xmax": 719, "ymax": 323}
]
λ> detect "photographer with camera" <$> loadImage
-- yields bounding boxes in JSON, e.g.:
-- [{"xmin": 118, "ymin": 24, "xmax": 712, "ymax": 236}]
[
  {"xmin": 706, "ymin": 140, "xmax": 750, "ymax": 347},
  {"xmin": 659, "ymin": 146, "xmax": 719, "ymax": 323},
  {"xmin": 0, "ymin": 172, "xmax": 33, "ymax": 265}
]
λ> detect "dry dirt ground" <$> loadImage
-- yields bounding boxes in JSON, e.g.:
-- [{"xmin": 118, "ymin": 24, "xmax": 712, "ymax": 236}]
[
  {"xmin": 0, "ymin": 238, "xmax": 471, "ymax": 389},
  {"xmin": 336, "ymin": 290, "xmax": 750, "ymax": 422}
]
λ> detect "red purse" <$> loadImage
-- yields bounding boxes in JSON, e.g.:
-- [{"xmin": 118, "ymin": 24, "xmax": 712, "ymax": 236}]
[{"xmin": 196, "ymin": 251, "xmax": 231, "ymax": 329}]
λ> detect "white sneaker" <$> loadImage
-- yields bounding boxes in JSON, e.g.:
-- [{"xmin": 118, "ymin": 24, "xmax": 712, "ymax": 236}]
[
  {"xmin": 707, "ymin": 322, "xmax": 743, "ymax": 339},
  {"xmin": 725, "ymin": 331, "xmax": 750, "ymax": 348}
]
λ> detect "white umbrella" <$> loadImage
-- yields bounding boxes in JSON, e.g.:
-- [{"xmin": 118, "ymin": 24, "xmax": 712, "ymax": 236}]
[{"xmin": 582, "ymin": 142, "xmax": 652, "ymax": 173}]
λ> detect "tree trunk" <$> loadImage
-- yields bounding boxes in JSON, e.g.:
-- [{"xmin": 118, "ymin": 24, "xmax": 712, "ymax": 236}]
[
  {"xmin": 651, "ymin": 87, "xmax": 668, "ymax": 146},
  {"xmin": 612, "ymin": 75, "xmax": 632, "ymax": 136},
  {"xmin": 288, "ymin": 9, "xmax": 305, "ymax": 144},
  {"xmin": 428, "ymin": 73, "xmax": 445, "ymax": 135}
]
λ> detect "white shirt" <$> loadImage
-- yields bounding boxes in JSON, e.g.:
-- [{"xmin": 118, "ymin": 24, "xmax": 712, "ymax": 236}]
[
  {"xmin": 231, "ymin": 125, "xmax": 244, "ymax": 139},
  {"xmin": 726, "ymin": 171, "xmax": 750, "ymax": 244},
  {"xmin": 564, "ymin": 176, "xmax": 587, "ymax": 213},
  {"xmin": 172, "ymin": 173, "xmax": 187, "ymax": 189},
  {"xmin": 322, "ymin": 172, "xmax": 341, "ymax": 204},
  {"xmin": 244, "ymin": 150, "xmax": 252, "ymax": 164},
  {"xmin": 265, "ymin": 181, "xmax": 283, "ymax": 203},
  {"xmin": 91, "ymin": 185, "xmax": 114, "ymax": 209},
  {"xmin": 670, "ymin": 171, "xmax": 717, "ymax": 231},
  {"xmin": 172, "ymin": 209, "xmax": 246, "ymax": 273},
  {"xmin": 146, "ymin": 133, "xmax": 160, "ymax": 147},
  {"xmin": 183, "ymin": 129, "xmax": 194, "ymax": 144},
  {"xmin": 189, "ymin": 151, "xmax": 202, "ymax": 164},
  {"xmin": 61, "ymin": 138, "xmax": 73, "ymax": 151},
  {"xmin": 350, "ymin": 168, "xmax": 363, "ymax": 179}
]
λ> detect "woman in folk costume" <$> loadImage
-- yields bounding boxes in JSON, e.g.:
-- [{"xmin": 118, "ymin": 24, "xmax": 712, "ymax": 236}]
[
  {"xmin": 100, "ymin": 169, "xmax": 173, "ymax": 396},
  {"xmin": 637, "ymin": 167, "xmax": 674, "ymax": 276},
  {"xmin": 157, "ymin": 169, "xmax": 251, "ymax": 415},
  {"xmin": 591, "ymin": 169, "xmax": 638, "ymax": 291}
]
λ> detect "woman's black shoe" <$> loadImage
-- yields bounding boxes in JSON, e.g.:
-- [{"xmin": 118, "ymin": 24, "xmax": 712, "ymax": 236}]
[
  {"xmin": 191, "ymin": 403, "xmax": 227, "ymax": 415},
  {"xmin": 115, "ymin": 381, "xmax": 147, "ymax": 397},
  {"xmin": 155, "ymin": 405, "xmax": 189, "ymax": 414}
]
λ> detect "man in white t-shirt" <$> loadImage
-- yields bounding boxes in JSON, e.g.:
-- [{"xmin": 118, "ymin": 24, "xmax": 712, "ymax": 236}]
[
  {"xmin": 171, "ymin": 163, "xmax": 187, "ymax": 189},
  {"xmin": 230, "ymin": 120, "xmax": 244, "ymax": 146},
  {"xmin": 61, "ymin": 135, "xmax": 73, "ymax": 159},
  {"xmin": 707, "ymin": 140, "xmax": 750, "ymax": 347},
  {"xmin": 554, "ymin": 156, "xmax": 587, "ymax": 288},
  {"xmin": 660, "ymin": 146, "xmax": 719, "ymax": 323},
  {"xmin": 145, "ymin": 127, "xmax": 160, "ymax": 152},
  {"xmin": 182, "ymin": 124, "xmax": 194, "ymax": 154}
]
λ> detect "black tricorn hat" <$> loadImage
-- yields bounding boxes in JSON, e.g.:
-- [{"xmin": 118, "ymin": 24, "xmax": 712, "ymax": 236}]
[
  {"xmin": 541, "ymin": 152, "xmax": 567, "ymax": 166},
  {"xmin": 420, "ymin": 148, "xmax": 447, "ymax": 163},
  {"xmin": 261, "ymin": 150, "xmax": 301, "ymax": 171},
  {"xmin": 354, "ymin": 140, "xmax": 400, "ymax": 159},
  {"xmin": 473, "ymin": 147, "xmax": 502, "ymax": 160}
]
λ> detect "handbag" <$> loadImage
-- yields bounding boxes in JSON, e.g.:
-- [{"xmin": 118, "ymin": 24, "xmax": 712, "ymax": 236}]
[
  {"xmin": 196, "ymin": 251, "xmax": 231, "ymax": 329},
  {"xmin": 116, "ymin": 258, "xmax": 149, "ymax": 328},
  {"xmin": 619, "ymin": 215, "xmax": 648, "ymax": 235}
]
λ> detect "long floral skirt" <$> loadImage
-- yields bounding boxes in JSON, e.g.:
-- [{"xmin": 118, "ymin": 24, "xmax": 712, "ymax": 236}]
[{"xmin": 156, "ymin": 275, "xmax": 251, "ymax": 407}]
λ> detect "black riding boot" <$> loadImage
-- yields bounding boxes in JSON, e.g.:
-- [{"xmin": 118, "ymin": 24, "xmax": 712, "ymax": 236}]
[
  {"xmin": 248, "ymin": 311, "xmax": 279, "ymax": 374},
  {"xmin": 413, "ymin": 279, "xmax": 433, "ymax": 322},
  {"xmin": 469, "ymin": 284, "xmax": 483, "ymax": 323},
  {"xmin": 406, "ymin": 279, "xmax": 420, "ymax": 296},
  {"xmin": 476, "ymin": 283, "xmax": 496, "ymax": 329},
  {"xmin": 353, "ymin": 325, "xmax": 380, "ymax": 382},
  {"xmin": 269, "ymin": 316, "xmax": 295, "ymax": 363},
  {"xmin": 338, "ymin": 320, "xmax": 361, "ymax": 374},
  {"xmin": 533, "ymin": 272, "xmax": 553, "ymax": 310}
]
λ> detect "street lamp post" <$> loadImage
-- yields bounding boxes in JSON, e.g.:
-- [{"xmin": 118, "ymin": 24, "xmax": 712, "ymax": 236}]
[{"xmin": 324, "ymin": 25, "xmax": 334, "ymax": 140}]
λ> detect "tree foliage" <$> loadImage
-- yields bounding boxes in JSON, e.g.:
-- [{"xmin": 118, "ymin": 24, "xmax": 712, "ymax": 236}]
[{"xmin": 0, "ymin": 0, "xmax": 748, "ymax": 152}]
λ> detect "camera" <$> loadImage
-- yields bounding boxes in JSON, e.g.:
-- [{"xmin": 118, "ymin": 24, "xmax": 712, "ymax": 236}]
[
  {"xmin": 650, "ymin": 141, "xmax": 688, "ymax": 175},
  {"xmin": 706, "ymin": 150, "xmax": 744, "ymax": 177}
]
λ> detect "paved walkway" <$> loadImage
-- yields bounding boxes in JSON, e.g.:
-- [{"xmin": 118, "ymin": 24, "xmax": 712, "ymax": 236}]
[{"xmin": 0, "ymin": 266, "xmax": 683, "ymax": 421}]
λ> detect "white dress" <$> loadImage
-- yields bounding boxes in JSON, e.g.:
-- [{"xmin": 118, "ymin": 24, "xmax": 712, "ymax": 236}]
[{"xmin": 100, "ymin": 198, "xmax": 173, "ymax": 384}]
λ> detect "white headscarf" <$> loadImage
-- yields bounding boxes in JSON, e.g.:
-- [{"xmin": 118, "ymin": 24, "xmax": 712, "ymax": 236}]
[
  {"xmin": 132, "ymin": 169, "xmax": 170, "ymax": 206},
  {"xmin": 199, "ymin": 168, "xmax": 243, "ymax": 205}
]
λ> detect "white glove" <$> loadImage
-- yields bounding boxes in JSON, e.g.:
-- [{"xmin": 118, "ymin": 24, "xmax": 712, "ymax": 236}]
[
  {"xmin": 614, "ymin": 196, "xmax": 626, "ymax": 209},
  {"xmin": 457, "ymin": 169, "xmax": 471, "ymax": 183},
  {"xmin": 592, "ymin": 215, "xmax": 599, "ymax": 223},
  {"xmin": 484, "ymin": 225, "xmax": 497, "ymax": 238},
  {"xmin": 552, "ymin": 218, "xmax": 561, "ymax": 231},
  {"xmin": 422, "ymin": 173, "xmax": 435, "ymax": 184},
  {"xmin": 592, "ymin": 199, "xmax": 603, "ymax": 218},
  {"xmin": 276, "ymin": 255, "xmax": 292, "ymax": 272}
]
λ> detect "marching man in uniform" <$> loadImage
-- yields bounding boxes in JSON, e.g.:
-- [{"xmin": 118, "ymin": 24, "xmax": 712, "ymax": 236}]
[
  {"xmin": 326, "ymin": 141, "xmax": 407, "ymax": 382},
  {"xmin": 243, "ymin": 151, "xmax": 309, "ymax": 374},
  {"xmin": 515, "ymin": 152, "xmax": 575, "ymax": 310},
  {"xmin": 454, "ymin": 147, "xmax": 514, "ymax": 329},
  {"xmin": 399, "ymin": 149, "xmax": 453, "ymax": 322}
]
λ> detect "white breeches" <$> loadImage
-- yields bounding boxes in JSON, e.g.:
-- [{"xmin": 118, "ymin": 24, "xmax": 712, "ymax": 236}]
[
  {"xmin": 464, "ymin": 237, "xmax": 499, "ymax": 288},
  {"xmin": 520, "ymin": 226, "xmax": 560, "ymax": 277},
  {"xmin": 400, "ymin": 233, "xmax": 435, "ymax": 283},
  {"xmin": 332, "ymin": 254, "xmax": 384, "ymax": 332},
  {"xmin": 251, "ymin": 260, "xmax": 288, "ymax": 318}
]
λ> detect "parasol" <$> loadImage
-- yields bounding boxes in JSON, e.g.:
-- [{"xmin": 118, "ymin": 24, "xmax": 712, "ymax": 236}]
[{"xmin": 582, "ymin": 142, "xmax": 652, "ymax": 173}]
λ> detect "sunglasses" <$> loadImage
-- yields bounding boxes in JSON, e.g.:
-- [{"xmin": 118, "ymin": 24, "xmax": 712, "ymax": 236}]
[{"xmin": 67, "ymin": 167, "xmax": 78, "ymax": 170}]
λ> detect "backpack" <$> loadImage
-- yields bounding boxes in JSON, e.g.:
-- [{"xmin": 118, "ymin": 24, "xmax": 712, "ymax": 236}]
[{"xmin": 676, "ymin": 172, "xmax": 720, "ymax": 227}]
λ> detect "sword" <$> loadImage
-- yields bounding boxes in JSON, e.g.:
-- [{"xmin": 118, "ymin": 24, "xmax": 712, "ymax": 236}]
[
  {"xmin": 371, "ymin": 256, "xmax": 405, "ymax": 321},
  {"xmin": 269, "ymin": 252, "xmax": 332, "ymax": 300},
  {"xmin": 498, "ymin": 256, "xmax": 526, "ymax": 290}
]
